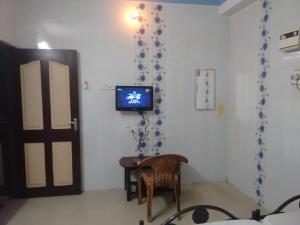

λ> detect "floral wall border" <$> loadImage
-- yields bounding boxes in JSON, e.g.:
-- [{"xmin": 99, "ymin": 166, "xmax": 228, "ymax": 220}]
[
  {"xmin": 132, "ymin": 2, "xmax": 166, "ymax": 157},
  {"xmin": 255, "ymin": 0, "xmax": 272, "ymax": 207},
  {"xmin": 151, "ymin": 4, "xmax": 166, "ymax": 155}
]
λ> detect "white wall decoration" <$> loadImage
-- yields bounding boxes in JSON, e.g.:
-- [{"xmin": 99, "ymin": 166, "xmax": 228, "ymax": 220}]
[
  {"xmin": 255, "ymin": 0, "xmax": 271, "ymax": 207},
  {"xmin": 132, "ymin": 2, "xmax": 167, "ymax": 157},
  {"xmin": 196, "ymin": 69, "xmax": 216, "ymax": 111}
]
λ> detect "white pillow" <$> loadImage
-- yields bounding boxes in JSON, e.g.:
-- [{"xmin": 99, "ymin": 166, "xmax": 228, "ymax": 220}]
[
  {"xmin": 262, "ymin": 210, "xmax": 300, "ymax": 225},
  {"xmin": 203, "ymin": 219, "xmax": 263, "ymax": 225}
]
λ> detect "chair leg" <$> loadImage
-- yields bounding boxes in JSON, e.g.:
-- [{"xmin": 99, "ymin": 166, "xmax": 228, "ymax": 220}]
[
  {"xmin": 147, "ymin": 185, "xmax": 153, "ymax": 223},
  {"xmin": 138, "ymin": 177, "xmax": 143, "ymax": 204},
  {"xmin": 174, "ymin": 184, "xmax": 180, "ymax": 213}
]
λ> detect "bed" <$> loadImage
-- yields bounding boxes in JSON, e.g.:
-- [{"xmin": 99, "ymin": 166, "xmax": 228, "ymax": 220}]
[
  {"xmin": 262, "ymin": 210, "xmax": 300, "ymax": 225},
  {"xmin": 138, "ymin": 195, "xmax": 300, "ymax": 225}
]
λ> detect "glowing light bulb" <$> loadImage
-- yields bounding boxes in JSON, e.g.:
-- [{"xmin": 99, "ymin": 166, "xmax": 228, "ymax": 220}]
[
  {"xmin": 125, "ymin": 8, "xmax": 140, "ymax": 27},
  {"xmin": 131, "ymin": 11, "xmax": 139, "ymax": 20},
  {"xmin": 37, "ymin": 41, "xmax": 51, "ymax": 49}
]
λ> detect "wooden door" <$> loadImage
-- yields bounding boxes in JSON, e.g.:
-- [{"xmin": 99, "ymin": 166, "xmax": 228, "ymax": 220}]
[{"xmin": 16, "ymin": 49, "xmax": 81, "ymax": 197}]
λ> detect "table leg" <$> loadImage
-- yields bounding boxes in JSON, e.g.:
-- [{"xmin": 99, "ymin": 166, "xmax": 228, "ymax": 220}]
[
  {"xmin": 127, "ymin": 169, "xmax": 132, "ymax": 201},
  {"xmin": 179, "ymin": 169, "xmax": 181, "ymax": 195},
  {"xmin": 124, "ymin": 169, "xmax": 128, "ymax": 190}
]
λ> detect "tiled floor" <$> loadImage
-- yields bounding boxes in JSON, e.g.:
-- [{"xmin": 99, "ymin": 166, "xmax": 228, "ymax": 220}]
[{"xmin": 5, "ymin": 182, "xmax": 263, "ymax": 225}]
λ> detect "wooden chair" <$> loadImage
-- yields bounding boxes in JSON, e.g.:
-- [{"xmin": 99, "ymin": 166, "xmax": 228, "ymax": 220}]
[{"xmin": 137, "ymin": 154, "xmax": 188, "ymax": 223}]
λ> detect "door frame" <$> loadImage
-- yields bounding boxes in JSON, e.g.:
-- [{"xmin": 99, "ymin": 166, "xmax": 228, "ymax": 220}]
[
  {"xmin": 0, "ymin": 41, "xmax": 19, "ymax": 197},
  {"xmin": 15, "ymin": 49, "xmax": 82, "ymax": 197}
]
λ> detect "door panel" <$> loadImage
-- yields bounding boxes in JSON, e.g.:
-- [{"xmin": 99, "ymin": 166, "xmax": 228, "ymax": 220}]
[
  {"xmin": 17, "ymin": 49, "xmax": 81, "ymax": 197},
  {"xmin": 24, "ymin": 143, "xmax": 46, "ymax": 188},
  {"xmin": 52, "ymin": 142, "xmax": 73, "ymax": 186},
  {"xmin": 20, "ymin": 60, "xmax": 44, "ymax": 130},
  {"xmin": 49, "ymin": 60, "xmax": 71, "ymax": 130}
]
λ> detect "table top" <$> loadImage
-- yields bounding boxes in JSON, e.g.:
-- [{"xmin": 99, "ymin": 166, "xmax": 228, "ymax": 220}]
[{"xmin": 119, "ymin": 156, "xmax": 150, "ymax": 168}]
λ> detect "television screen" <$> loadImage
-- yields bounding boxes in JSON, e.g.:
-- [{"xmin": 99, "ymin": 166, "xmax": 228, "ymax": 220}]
[{"xmin": 115, "ymin": 86, "xmax": 153, "ymax": 111}]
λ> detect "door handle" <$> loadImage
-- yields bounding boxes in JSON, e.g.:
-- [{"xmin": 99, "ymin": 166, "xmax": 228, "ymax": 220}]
[{"xmin": 67, "ymin": 118, "xmax": 78, "ymax": 132}]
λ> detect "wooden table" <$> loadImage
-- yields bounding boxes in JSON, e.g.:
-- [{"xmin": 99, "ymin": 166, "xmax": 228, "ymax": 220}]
[
  {"xmin": 119, "ymin": 156, "xmax": 148, "ymax": 201},
  {"xmin": 119, "ymin": 156, "xmax": 182, "ymax": 201}
]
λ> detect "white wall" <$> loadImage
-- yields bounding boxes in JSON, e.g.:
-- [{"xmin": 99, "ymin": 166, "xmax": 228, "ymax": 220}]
[
  {"xmin": 228, "ymin": 0, "xmax": 300, "ymax": 210},
  {"xmin": 4, "ymin": 0, "xmax": 300, "ymax": 209},
  {"xmin": 14, "ymin": 0, "xmax": 230, "ymax": 190},
  {"xmin": 165, "ymin": 5, "xmax": 229, "ymax": 183},
  {"xmin": 0, "ymin": 0, "xmax": 16, "ymax": 45}
]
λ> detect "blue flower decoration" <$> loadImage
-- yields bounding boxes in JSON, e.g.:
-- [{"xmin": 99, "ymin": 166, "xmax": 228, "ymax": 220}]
[
  {"xmin": 140, "ymin": 120, "xmax": 146, "ymax": 126},
  {"xmin": 157, "ymin": 75, "xmax": 162, "ymax": 81},
  {"xmin": 259, "ymin": 111, "xmax": 264, "ymax": 119},
  {"xmin": 138, "ymin": 64, "xmax": 144, "ymax": 70},
  {"xmin": 261, "ymin": 57, "xmax": 266, "ymax": 65},
  {"xmin": 258, "ymin": 138, "xmax": 263, "ymax": 145},
  {"xmin": 155, "ymin": 131, "xmax": 160, "ymax": 137},
  {"xmin": 155, "ymin": 64, "xmax": 160, "ymax": 70},
  {"xmin": 156, "ymin": 5, "xmax": 162, "ymax": 11},
  {"xmin": 139, "ymin": 132, "xmax": 144, "ymax": 137},
  {"xmin": 257, "ymin": 164, "xmax": 262, "ymax": 171},
  {"xmin": 140, "ymin": 52, "xmax": 145, "ymax": 58},
  {"xmin": 157, "ymin": 98, "xmax": 162, "ymax": 104},
  {"xmin": 155, "ymin": 109, "xmax": 160, "ymax": 115},
  {"xmin": 261, "ymin": 29, "xmax": 267, "ymax": 37},
  {"xmin": 259, "ymin": 151, "xmax": 264, "ymax": 158},
  {"xmin": 155, "ymin": 41, "xmax": 161, "ymax": 47},
  {"xmin": 264, "ymin": 14, "xmax": 269, "ymax": 22},
  {"xmin": 140, "ymin": 142, "xmax": 146, "ymax": 148},
  {"xmin": 155, "ymin": 152, "xmax": 160, "ymax": 156},
  {"xmin": 156, "ymin": 29, "xmax": 162, "ymax": 35},
  {"xmin": 256, "ymin": 189, "xmax": 261, "ymax": 197},
  {"xmin": 260, "ymin": 125, "xmax": 265, "ymax": 132},
  {"xmin": 261, "ymin": 98, "xmax": 266, "ymax": 105},
  {"xmin": 157, "ymin": 120, "xmax": 162, "ymax": 126},
  {"xmin": 157, "ymin": 141, "xmax": 162, "ymax": 147},
  {"xmin": 260, "ymin": 85, "xmax": 265, "ymax": 92},
  {"xmin": 262, "ymin": 42, "xmax": 268, "ymax": 50},
  {"xmin": 137, "ymin": 40, "xmax": 143, "ymax": 46},
  {"xmin": 257, "ymin": 177, "xmax": 263, "ymax": 184},
  {"xmin": 261, "ymin": 71, "xmax": 267, "ymax": 78},
  {"xmin": 262, "ymin": 1, "xmax": 267, "ymax": 8},
  {"xmin": 139, "ymin": 3, "xmax": 145, "ymax": 10},
  {"xmin": 157, "ymin": 52, "xmax": 162, "ymax": 58},
  {"xmin": 140, "ymin": 75, "xmax": 146, "ymax": 81},
  {"xmin": 139, "ymin": 28, "xmax": 145, "ymax": 35},
  {"xmin": 155, "ymin": 87, "xmax": 160, "ymax": 93},
  {"xmin": 154, "ymin": 16, "xmax": 160, "ymax": 23},
  {"xmin": 138, "ymin": 152, "xmax": 144, "ymax": 158}
]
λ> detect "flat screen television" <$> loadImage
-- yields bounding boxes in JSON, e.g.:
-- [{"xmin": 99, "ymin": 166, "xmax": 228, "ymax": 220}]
[{"xmin": 115, "ymin": 86, "xmax": 153, "ymax": 111}]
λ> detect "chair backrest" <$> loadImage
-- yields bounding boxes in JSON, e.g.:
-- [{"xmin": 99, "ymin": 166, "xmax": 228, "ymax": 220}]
[{"xmin": 138, "ymin": 154, "xmax": 188, "ymax": 186}]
